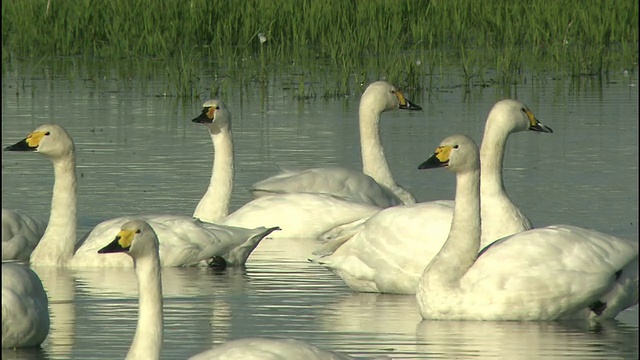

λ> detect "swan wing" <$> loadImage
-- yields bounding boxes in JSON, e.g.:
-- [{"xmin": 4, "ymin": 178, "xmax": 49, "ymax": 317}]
[
  {"xmin": 313, "ymin": 201, "xmax": 454, "ymax": 294},
  {"xmin": 463, "ymin": 225, "xmax": 639, "ymax": 319},
  {"xmin": 2, "ymin": 209, "xmax": 47, "ymax": 261},
  {"xmin": 251, "ymin": 166, "xmax": 403, "ymax": 208},
  {"xmin": 223, "ymin": 194, "xmax": 380, "ymax": 240},
  {"xmin": 74, "ymin": 214, "xmax": 272, "ymax": 267}
]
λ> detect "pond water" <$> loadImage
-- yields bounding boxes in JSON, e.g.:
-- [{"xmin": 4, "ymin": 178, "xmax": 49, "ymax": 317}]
[{"xmin": 2, "ymin": 65, "xmax": 638, "ymax": 359}]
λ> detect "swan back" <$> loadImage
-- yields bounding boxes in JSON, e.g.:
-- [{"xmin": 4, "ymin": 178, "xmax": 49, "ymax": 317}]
[
  {"xmin": 2, "ymin": 262, "xmax": 50, "ymax": 348},
  {"xmin": 98, "ymin": 220, "xmax": 163, "ymax": 360},
  {"xmin": 2, "ymin": 209, "xmax": 47, "ymax": 261},
  {"xmin": 189, "ymin": 337, "xmax": 386, "ymax": 360}
]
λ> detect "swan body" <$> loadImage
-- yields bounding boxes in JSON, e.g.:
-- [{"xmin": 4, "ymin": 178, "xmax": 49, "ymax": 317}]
[
  {"xmin": 100, "ymin": 220, "xmax": 388, "ymax": 360},
  {"xmin": 250, "ymin": 81, "xmax": 421, "ymax": 207},
  {"xmin": 2, "ymin": 209, "xmax": 47, "ymax": 261},
  {"xmin": 76, "ymin": 215, "xmax": 279, "ymax": 267},
  {"xmin": 190, "ymin": 99, "xmax": 382, "ymax": 240},
  {"xmin": 313, "ymin": 99, "xmax": 552, "ymax": 294},
  {"xmin": 2, "ymin": 262, "xmax": 50, "ymax": 348},
  {"xmin": 222, "ymin": 193, "xmax": 380, "ymax": 239},
  {"xmin": 189, "ymin": 337, "xmax": 388, "ymax": 360},
  {"xmin": 416, "ymin": 134, "xmax": 639, "ymax": 321},
  {"xmin": 4, "ymin": 124, "xmax": 278, "ymax": 268}
]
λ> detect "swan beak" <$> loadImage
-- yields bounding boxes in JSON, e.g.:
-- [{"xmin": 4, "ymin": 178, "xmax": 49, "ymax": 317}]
[
  {"xmin": 98, "ymin": 229, "xmax": 135, "ymax": 254},
  {"xmin": 192, "ymin": 107, "xmax": 214, "ymax": 124},
  {"xmin": 4, "ymin": 132, "xmax": 45, "ymax": 152},
  {"xmin": 418, "ymin": 146, "xmax": 451, "ymax": 169},
  {"xmin": 525, "ymin": 110, "xmax": 553, "ymax": 133},
  {"xmin": 396, "ymin": 91, "xmax": 422, "ymax": 111}
]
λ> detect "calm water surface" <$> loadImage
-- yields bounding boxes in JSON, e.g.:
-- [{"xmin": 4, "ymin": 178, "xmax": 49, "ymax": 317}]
[{"xmin": 2, "ymin": 67, "xmax": 638, "ymax": 359}]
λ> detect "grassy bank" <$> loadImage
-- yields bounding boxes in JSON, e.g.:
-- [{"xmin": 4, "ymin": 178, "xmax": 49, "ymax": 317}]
[{"xmin": 2, "ymin": 0, "xmax": 637, "ymax": 96}]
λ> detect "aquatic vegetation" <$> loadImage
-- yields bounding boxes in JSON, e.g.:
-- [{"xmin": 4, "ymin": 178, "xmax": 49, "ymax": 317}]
[{"xmin": 2, "ymin": 0, "xmax": 637, "ymax": 97}]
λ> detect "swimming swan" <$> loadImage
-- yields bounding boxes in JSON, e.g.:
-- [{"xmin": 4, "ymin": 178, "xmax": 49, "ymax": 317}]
[
  {"xmin": 189, "ymin": 100, "xmax": 382, "ymax": 240},
  {"xmin": 98, "ymin": 220, "xmax": 388, "ymax": 360},
  {"xmin": 250, "ymin": 81, "xmax": 422, "ymax": 207},
  {"xmin": 189, "ymin": 337, "xmax": 389, "ymax": 360},
  {"xmin": 416, "ymin": 134, "xmax": 638, "ymax": 320},
  {"xmin": 4, "ymin": 124, "xmax": 279, "ymax": 267},
  {"xmin": 2, "ymin": 209, "xmax": 47, "ymax": 261},
  {"xmin": 2, "ymin": 262, "xmax": 50, "ymax": 348},
  {"xmin": 312, "ymin": 99, "xmax": 552, "ymax": 294}
]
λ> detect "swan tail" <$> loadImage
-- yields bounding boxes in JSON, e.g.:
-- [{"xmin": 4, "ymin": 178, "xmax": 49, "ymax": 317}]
[
  {"xmin": 221, "ymin": 226, "xmax": 280, "ymax": 266},
  {"xmin": 592, "ymin": 257, "xmax": 639, "ymax": 320}
]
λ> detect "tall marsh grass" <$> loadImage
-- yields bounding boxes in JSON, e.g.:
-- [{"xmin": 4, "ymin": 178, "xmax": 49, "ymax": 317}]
[{"xmin": 2, "ymin": 0, "xmax": 637, "ymax": 97}]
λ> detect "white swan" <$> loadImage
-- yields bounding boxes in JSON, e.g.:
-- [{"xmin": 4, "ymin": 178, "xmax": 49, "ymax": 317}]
[
  {"xmin": 98, "ymin": 219, "xmax": 388, "ymax": 360},
  {"xmin": 250, "ymin": 81, "xmax": 421, "ymax": 207},
  {"xmin": 2, "ymin": 209, "xmax": 47, "ymax": 261},
  {"xmin": 189, "ymin": 337, "xmax": 389, "ymax": 360},
  {"xmin": 4, "ymin": 124, "xmax": 279, "ymax": 267},
  {"xmin": 2, "ymin": 262, "xmax": 50, "ymax": 348},
  {"xmin": 312, "ymin": 99, "xmax": 552, "ymax": 294},
  {"xmin": 416, "ymin": 134, "xmax": 638, "ymax": 320},
  {"xmin": 189, "ymin": 99, "xmax": 383, "ymax": 240}
]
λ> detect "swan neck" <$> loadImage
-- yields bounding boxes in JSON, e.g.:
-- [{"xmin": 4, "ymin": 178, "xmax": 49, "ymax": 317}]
[
  {"xmin": 359, "ymin": 106, "xmax": 394, "ymax": 188},
  {"xmin": 193, "ymin": 127, "xmax": 234, "ymax": 222},
  {"xmin": 30, "ymin": 155, "xmax": 78, "ymax": 266},
  {"xmin": 127, "ymin": 254, "xmax": 163, "ymax": 360},
  {"xmin": 479, "ymin": 126, "xmax": 509, "ymax": 193},
  {"xmin": 422, "ymin": 168, "xmax": 481, "ymax": 287}
]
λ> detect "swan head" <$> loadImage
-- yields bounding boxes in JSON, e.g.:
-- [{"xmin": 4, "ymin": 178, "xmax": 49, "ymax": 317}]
[
  {"xmin": 98, "ymin": 220, "xmax": 159, "ymax": 260},
  {"xmin": 192, "ymin": 99, "xmax": 231, "ymax": 134},
  {"xmin": 4, "ymin": 124, "xmax": 75, "ymax": 159},
  {"xmin": 418, "ymin": 134, "xmax": 479, "ymax": 174},
  {"xmin": 360, "ymin": 81, "xmax": 422, "ymax": 114},
  {"xmin": 485, "ymin": 99, "xmax": 553, "ymax": 135}
]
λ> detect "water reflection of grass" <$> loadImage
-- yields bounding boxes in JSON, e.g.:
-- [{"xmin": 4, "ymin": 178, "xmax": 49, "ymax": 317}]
[{"xmin": 2, "ymin": 0, "xmax": 637, "ymax": 98}]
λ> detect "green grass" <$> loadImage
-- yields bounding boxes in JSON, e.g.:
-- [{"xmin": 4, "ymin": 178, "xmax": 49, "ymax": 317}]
[{"xmin": 2, "ymin": 0, "xmax": 637, "ymax": 97}]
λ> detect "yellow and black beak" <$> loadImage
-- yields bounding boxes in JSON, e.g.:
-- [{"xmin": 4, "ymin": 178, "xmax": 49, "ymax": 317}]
[
  {"xmin": 192, "ymin": 107, "xmax": 215, "ymax": 124},
  {"xmin": 4, "ymin": 132, "xmax": 45, "ymax": 152},
  {"xmin": 98, "ymin": 229, "xmax": 135, "ymax": 254},
  {"xmin": 418, "ymin": 145, "xmax": 452, "ymax": 170},
  {"xmin": 524, "ymin": 109, "xmax": 553, "ymax": 133},
  {"xmin": 396, "ymin": 91, "xmax": 422, "ymax": 111}
]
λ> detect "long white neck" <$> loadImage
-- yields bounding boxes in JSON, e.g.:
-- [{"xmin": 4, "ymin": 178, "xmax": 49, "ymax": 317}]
[
  {"xmin": 479, "ymin": 125, "xmax": 508, "ymax": 198},
  {"xmin": 420, "ymin": 168, "xmax": 481, "ymax": 289},
  {"xmin": 30, "ymin": 154, "xmax": 78, "ymax": 266},
  {"xmin": 127, "ymin": 254, "xmax": 163, "ymax": 360},
  {"xmin": 359, "ymin": 105, "xmax": 395, "ymax": 189},
  {"xmin": 192, "ymin": 126, "xmax": 234, "ymax": 222},
  {"xmin": 479, "ymin": 126, "xmax": 530, "ymax": 245}
]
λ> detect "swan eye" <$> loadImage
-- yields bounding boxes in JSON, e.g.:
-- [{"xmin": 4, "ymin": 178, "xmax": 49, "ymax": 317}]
[
  {"xmin": 453, "ymin": 145, "xmax": 459, "ymax": 149},
  {"xmin": 44, "ymin": 132, "xmax": 50, "ymax": 136},
  {"xmin": 520, "ymin": 108, "xmax": 527, "ymax": 114},
  {"xmin": 135, "ymin": 229, "xmax": 141, "ymax": 234},
  {"xmin": 215, "ymin": 106, "xmax": 220, "ymax": 110}
]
